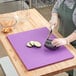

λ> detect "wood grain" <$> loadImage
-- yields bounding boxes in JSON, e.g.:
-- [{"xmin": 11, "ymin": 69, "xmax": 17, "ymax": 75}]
[{"xmin": 0, "ymin": 8, "xmax": 76, "ymax": 76}]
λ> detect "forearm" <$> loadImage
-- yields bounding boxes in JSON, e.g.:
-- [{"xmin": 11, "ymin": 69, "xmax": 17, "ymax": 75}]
[
  {"xmin": 50, "ymin": 13, "xmax": 59, "ymax": 27},
  {"xmin": 65, "ymin": 32, "xmax": 76, "ymax": 43},
  {"xmin": 51, "ymin": 13, "xmax": 58, "ymax": 19}
]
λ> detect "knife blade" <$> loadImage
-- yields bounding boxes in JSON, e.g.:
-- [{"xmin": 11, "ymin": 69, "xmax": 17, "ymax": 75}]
[{"xmin": 47, "ymin": 25, "xmax": 55, "ymax": 39}]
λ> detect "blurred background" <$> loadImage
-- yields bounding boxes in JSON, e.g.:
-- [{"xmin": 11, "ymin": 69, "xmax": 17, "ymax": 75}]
[{"xmin": 0, "ymin": 0, "xmax": 56, "ymax": 21}]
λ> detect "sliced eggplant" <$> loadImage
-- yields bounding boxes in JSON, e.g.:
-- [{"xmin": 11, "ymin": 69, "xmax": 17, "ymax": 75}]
[
  {"xmin": 26, "ymin": 42, "xmax": 32, "ymax": 48},
  {"xmin": 26, "ymin": 41, "xmax": 41, "ymax": 48},
  {"xmin": 34, "ymin": 41, "xmax": 41, "ymax": 48},
  {"xmin": 29, "ymin": 41, "xmax": 35, "ymax": 46}
]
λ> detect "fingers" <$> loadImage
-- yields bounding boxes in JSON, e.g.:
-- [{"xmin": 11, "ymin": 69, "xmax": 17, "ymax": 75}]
[
  {"xmin": 49, "ymin": 20, "xmax": 56, "ymax": 26},
  {"xmin": 52, "ymin": 38, "xmax": 68, "ymax": 47},
  {"xmin": 52, "ymin": 39, "xmax": 61, "ymax": 47},
  {"xmin": 49, "ymin": 20, "xmax": 58, "ymax": 28}
]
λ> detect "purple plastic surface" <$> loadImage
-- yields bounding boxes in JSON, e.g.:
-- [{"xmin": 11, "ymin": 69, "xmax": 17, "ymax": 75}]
[{"xmin": 7, "ymin": 27, "xmax": 74, "ymax": 70}]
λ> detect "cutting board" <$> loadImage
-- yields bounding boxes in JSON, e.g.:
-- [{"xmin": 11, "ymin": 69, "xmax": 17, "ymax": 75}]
[{"xmin": 7, "ymin": 27, "xmax": 74, "ymax": 70}]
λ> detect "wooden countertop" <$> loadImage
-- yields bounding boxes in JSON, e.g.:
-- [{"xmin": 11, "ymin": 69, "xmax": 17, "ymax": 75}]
[{"xmin": 0, "ymin": 8, "xmax": 76, "ymax": 76}]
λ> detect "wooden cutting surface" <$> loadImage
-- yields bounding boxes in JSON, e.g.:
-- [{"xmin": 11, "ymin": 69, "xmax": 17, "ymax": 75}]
[{"xmin": 0, "ymin": 8, "xmax": 76, "ymax": 76}]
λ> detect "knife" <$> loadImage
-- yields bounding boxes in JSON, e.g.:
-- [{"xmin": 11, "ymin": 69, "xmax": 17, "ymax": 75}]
[{"xmin": 47, "ymin": 25, "xmax": 55, "ymax": 39}]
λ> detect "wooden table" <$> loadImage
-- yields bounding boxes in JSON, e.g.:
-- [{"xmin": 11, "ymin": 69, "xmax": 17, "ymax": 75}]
[{"xmin": 0, "ymin": 9, "xmax": 76, "ymax": 76}]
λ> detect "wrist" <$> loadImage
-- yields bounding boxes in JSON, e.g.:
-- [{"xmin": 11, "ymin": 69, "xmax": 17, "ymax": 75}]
[{"xmin": 64, "ymin": 38, "xmax": 70, "ymax": 44}]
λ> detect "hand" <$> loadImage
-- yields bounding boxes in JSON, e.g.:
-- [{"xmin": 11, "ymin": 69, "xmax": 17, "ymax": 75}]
[
  {"xmin": 52, "ymin": 38, "xmax": 69, "ymax": 47},
  {"xmin": 49, "ymin": 15, "xmax": 58, "ymax": 27},
  {"xmin": 49, "ymin": 19, "xmax": 58, "ymax": 27}
]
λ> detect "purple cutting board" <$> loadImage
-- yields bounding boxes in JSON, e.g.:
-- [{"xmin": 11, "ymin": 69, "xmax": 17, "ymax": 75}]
[{"xmin": 7, "ymin": 27, "xmax": 74, "ymax": 70}]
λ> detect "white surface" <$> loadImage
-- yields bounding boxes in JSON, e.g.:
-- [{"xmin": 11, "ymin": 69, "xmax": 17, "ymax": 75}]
[
  {"xmin": 0, "ymin": 0, "xmax": 14, "ymax": 3},
  {"xmin": 0, "ymin": 56, "xmax": 18, "ymax": 76},
  {"xmin": 73, "ymin": 69, "xmax": 76, "ymax": 76},
  {"xmin": 54, "ymin": 72, "xmax": 68, "ymax": 76}
]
